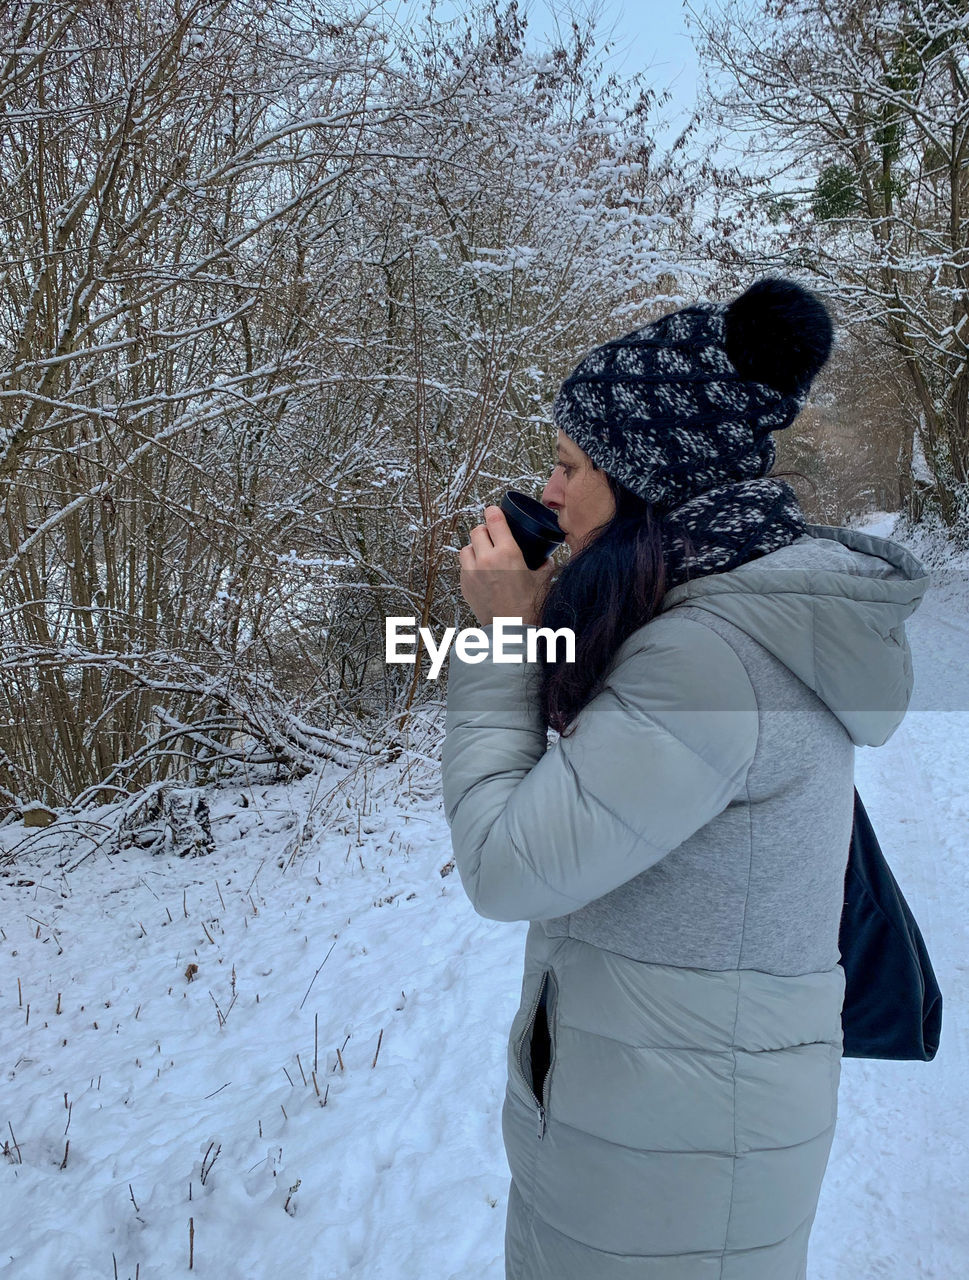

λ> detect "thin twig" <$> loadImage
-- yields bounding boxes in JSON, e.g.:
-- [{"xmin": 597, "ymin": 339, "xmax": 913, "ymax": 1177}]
[
  {"xmin": 245, "ymin": 858, "xmax": 265, "ymax": 897},
  {"xmin": 299, "ymin": 937, "xmax": 337, "ymax": 1010}
]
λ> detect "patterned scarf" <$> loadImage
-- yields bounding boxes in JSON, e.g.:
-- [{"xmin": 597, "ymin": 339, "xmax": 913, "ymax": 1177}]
[{"xmin": 660, "ymin": 476, "xmax": 807, "ymax": 589}]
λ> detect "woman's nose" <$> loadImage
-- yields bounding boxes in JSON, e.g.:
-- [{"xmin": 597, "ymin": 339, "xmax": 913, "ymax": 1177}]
[{"xmin": 541, "ymin": 473, "xmax": 560, "ymax": 508}]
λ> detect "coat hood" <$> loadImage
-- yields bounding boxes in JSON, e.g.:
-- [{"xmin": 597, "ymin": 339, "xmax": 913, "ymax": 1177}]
[{"xmin": 660, "ymin": 524, "xmax": 931, "ymax": 747}]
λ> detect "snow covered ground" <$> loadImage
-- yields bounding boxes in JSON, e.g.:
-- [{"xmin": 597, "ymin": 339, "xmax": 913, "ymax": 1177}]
[{"xmin": 1, "ymin": 512, "xmax": 966, "ymax": 1279}]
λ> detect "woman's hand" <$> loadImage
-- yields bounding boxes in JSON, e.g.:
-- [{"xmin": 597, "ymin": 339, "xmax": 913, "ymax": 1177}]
[{"xmin": 458, "ymin": 506, "xmax": 558, "ymax": 628}]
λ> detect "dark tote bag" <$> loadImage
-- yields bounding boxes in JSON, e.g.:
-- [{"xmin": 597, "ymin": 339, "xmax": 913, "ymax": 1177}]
[{"xmin": 839, "ymin": 788, "xmax": 943, "ymax": 1061}]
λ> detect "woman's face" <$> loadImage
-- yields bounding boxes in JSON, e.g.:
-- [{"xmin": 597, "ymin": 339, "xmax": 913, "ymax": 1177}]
[{"xmin": 541, "ymin": 430, "xmax": 616, "ymax": 553}]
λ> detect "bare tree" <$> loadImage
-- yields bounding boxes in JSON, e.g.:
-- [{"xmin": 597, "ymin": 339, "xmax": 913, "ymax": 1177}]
[
  {"xmin": 0, "ymin": 0, "xmax": 443, "ymax": 818},
  {"xmin": 775, "ymin": 320, "xmax": 912, "ymax": 521},
  {"xmin": 0, "ymin": 0, "xmax": 699, "ymax": 831},
  {"xmin": 689, "ymin": 0, "xmax": 969, "ymax": 538},
  {"xmin": 327, "ymin": 1, "xmax": 697, "ymax": 720}
]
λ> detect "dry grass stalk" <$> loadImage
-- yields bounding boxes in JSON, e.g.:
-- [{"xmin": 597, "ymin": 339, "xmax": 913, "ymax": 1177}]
[
  {"xmin": 299, "ymin": 939, "xmax": 337, "ymax": 1011},
  {"xmin": 283, "ymin": 1178, "xmax": 301, "ymax": 1214},
  {"xmin": 200, "ymin": 1142, "xmax": 220, "ymax": 1186},
  {"xmin": 7, "ymin": 1121, "xmax": 22, "ymax": 1163}
]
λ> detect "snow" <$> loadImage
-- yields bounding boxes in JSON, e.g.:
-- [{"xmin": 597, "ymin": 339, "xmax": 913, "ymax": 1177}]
[{"xmin": 2, "ymin": 511, "xmax": 967, "ymax": 1279}]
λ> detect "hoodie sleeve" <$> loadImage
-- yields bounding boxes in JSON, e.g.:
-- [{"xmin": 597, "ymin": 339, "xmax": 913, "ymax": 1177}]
[{"xmin": 440, "ymin": 615, "xmax": 759, "ymax": 922}]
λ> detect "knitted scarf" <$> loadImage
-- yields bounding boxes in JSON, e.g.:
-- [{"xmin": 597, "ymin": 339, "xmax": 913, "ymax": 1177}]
[{"xmin": 660, "ymin": 475, "xmax": 808, "ymax": 590}]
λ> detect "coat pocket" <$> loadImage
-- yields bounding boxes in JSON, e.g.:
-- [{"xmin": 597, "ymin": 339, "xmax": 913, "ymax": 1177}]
[{"xmin": 514, "ymin": 968, "xmax": 559, "ymax": 1112}]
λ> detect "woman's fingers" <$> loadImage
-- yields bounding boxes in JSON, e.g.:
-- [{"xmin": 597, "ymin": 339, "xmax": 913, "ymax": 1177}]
[
  {"xmin": 468, "ymin": 522, "xmax": 493, "ymax": 553},
  {"xmin": 459, "ymin": 515, "xmax": 526, "ymax": 575}
]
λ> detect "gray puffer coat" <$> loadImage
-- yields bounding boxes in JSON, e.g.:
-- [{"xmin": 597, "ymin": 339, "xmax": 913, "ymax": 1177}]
[{"xmin": 440, "ymin": 524, "xmax": 929, "ymax": 1279}]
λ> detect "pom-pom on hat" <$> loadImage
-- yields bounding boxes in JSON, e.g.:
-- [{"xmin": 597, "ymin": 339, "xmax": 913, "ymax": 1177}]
[{"xmin": 552, "ymin": 277, "xmax": 834, "ymax": 515}]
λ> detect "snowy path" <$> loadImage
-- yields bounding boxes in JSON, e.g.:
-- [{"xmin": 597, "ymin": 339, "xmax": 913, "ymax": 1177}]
[
  {"xmin": 811, "ymin": 715, "xmax": 968, "ymax": 1279},
  {"xmin": 1, "ymin": 515, "xmax": 966, "ymax": 1279}
]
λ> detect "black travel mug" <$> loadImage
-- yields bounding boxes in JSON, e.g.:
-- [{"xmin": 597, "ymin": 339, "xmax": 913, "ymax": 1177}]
[{"xmin": 499, "ymin": 490, "xmax": 566, "ymax": 570}]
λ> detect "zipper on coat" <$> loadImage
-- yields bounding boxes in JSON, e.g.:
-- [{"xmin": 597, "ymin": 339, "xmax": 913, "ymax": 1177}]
[
  {"xmin": 537, "ymin": 969, "xmax": 557, "ymax": 1139},
  {"xmin": 515, "ymin": 970, "xmax": 547, "ymax": 1098},
  {"xmin": 515, "ymin": 968, "xmax": 556, "ymax": 1141}
]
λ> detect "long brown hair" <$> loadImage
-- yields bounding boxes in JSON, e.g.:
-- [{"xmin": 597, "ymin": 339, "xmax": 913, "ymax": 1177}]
[
  {"xmin": 532, "ymin": 470, "xmax": 683, "ymax": 738},
  {"xmin": 533, "ymin": 463, "xmax": 812, "ymax": 738}
]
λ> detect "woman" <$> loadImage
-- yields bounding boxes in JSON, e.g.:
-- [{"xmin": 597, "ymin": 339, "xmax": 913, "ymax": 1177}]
[{"xmin": 440, "ymin": 279, "xmax": 929, "ymax": 1279}]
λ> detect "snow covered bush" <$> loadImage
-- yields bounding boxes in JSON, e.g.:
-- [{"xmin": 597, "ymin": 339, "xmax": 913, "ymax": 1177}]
[{"xmin": 0, "ymin": 0, "xmax": 696, "ymax": 822}]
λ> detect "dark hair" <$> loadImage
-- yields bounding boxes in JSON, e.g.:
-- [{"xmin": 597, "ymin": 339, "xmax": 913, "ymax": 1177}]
[
  {"xmin": 533, "ymin": 462, "xmax": 813, "ymax": 739},
  {"xmin": 532, "ymin": 467, "xmax": 690, "ymax": 738}
]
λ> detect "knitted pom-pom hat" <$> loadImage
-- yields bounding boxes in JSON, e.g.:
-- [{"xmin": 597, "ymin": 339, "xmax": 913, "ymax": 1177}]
[{"xmin": 552, "ymin": 277, "xmax": 834, "ymax": 515}]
